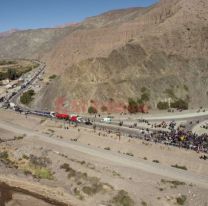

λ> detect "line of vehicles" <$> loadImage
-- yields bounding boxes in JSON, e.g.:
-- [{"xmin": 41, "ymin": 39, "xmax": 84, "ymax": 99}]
[
  {"xmin": 0, "ymin": 61, "xmax": 45, "ymax": 108},
  {"xmin": 0, "ymin": 61, "xmax": 111, "ymax": 126},
  {"xmin": 8, "ymin": 101, "xmax": 112, "ymax": 125}
]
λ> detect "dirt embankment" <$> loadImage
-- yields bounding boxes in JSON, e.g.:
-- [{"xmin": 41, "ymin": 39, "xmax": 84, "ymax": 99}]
[{"xmin": 0, "ymin": 176, "xmax": 73, "ymax": 206}]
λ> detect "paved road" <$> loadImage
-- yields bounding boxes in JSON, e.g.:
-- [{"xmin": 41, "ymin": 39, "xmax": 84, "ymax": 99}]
[
  {"xmin": 0, "ymin": 119, "xmax": 208, "ymax": 189},
  {"xmin": 10, "ymin": 61, "xmax": 45, "ymax": 108},
  {"xmin": 6, "ymin": 60, "xmax": 207, "ymax": 134}
]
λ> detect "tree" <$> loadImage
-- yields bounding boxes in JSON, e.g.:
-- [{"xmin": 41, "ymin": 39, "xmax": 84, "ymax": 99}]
[
  {"xmin": 20, "ymin": 90, "xmax": 35, "ymax": 105},
  {"xmin": 170, "ymin": 99, "xmax": 188, "ymax": 110},
  {"xmin": 7, "ymin": 68, "xmax": 17, "ymax": 80},
  {"xmin": 128, "ymin": 98, "xmax": 138, "ymax": 113}
]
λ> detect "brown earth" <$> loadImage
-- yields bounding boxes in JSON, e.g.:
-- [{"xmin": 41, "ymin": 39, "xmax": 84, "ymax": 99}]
[
  {"xmin": 0, "ymin": 109, "xmax": 208, "ymax": 206},
  {"xmin": 0, "ymin": 0, "xmax": 208, "ymax": 111}
]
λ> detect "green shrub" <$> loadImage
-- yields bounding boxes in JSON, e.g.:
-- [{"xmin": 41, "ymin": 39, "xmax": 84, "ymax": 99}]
[
  {"xmin": 88, "ymin": 106, "xmax": 97, "ymax": 114},
  {"xmin": 183, "ymin": 84, "xmax": 189, "ymax": 91},
  {"xmin": 0, "ymin": 151, "xmax": 9, "ymax": 159},
  {"xmin": 170, "ymin": 99, "xmax": 188, "ymax": 110},
  {"xmin": 141, "ymin": 93, "xmax": 150, "ymax": 102},
  {"xmin": 126, "ymin": 152, "xmax": 134, "ymax": 157},
  {"xmin": 171, "ymin": 164, "xmax": 187, "ymax": 170},
  {"xmin": 161, "ymin": 179, "xmax": 186, "ymax": 188},
  {"xmin": 49, "ymin": 74, "xmax": 57, "ymax": 80},
  {"xmin": 176, "ymin": 195, "xmax": 187, "ymax": 205},
  {"xmin": 7, "ymin": 68, "xmax": 17, "ymax": 80},
  {"xmin": 141, "ymin": 201, "xmax": 147, "ymax": 206},
  {"xmin": 157, "ymin": 101, "xmax": 169, "ymax": 110},
  {"xmin": 34, "ymin": 167, "xmax": 53, "ymax": 180},
  {"xmin": 0, "ymin": 60, "xmax": 16, "ymax": 65},
  {"xmin": 82, "ymin": 182, "xmax": 103, "ymax": 196},
  {"xmin": 20, "ymin": 89, "xmax": 35, "ymax": 105},
  {"xmin": 128, "ymin": 98, "xmax": 138, "ymax": 113},
  {"xmin": 112, "ymin": 190, "xmax": 134, "ymax": 206}
]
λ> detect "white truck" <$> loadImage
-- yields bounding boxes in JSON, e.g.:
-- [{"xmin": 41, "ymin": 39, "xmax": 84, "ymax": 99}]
[{"xmin": 102, "ymin": 117, "xmax": 112, "ymax": 123}]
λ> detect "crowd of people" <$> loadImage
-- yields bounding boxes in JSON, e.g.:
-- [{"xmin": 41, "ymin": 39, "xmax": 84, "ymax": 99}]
[
  {"xmin": 120, "ymin": 119, "xmax": 208, "ymax": 154},
  {"xmin": 143, "ymin": 130, "xmax": 208, "ymax": 154}
]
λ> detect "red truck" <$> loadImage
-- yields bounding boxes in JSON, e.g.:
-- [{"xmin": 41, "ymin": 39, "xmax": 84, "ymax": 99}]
[
  {"xmin": 70, "ymin": 115, "xmax": 78, "ymax": 122},
  {"xmin": 55, "ymin": 113, "xmax": 69, "ymax": 119}
]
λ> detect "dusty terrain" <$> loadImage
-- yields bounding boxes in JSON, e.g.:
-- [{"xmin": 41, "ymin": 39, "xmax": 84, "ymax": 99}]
[
  {"xmin": 0, "ymin": 0, "xmax": 208, "ymax": 111},
  {"xmin": 0, "ymin": 109, "xmax": 207, "ymax": 206}
]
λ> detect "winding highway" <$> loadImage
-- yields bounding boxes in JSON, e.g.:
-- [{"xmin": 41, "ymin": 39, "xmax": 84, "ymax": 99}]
[
  {"xmin": 0, "ymin": 60, "xmax": 208, "ymax": 189},
  {"xmin": 3, "ymin": 60, "xmax": 208, "ymax": 150}
]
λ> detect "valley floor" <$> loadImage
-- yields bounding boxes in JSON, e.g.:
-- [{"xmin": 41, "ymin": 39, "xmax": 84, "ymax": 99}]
[{"xmin": 0, "ymin": 109, "xmax": 207, "ymax": 206}]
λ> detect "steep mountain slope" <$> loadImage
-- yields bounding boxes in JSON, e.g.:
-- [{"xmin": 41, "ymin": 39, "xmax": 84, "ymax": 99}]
[
  {"xmin": 0, "ymin": 26, "xmax": 80, "ymax": 59},
  {"xmin": 35, "ymin": 0, "xmax": 208, "ymax": 112},
  {"xmin": 0, "ymin": 0, "xmax": 207, "ymax": 112}
]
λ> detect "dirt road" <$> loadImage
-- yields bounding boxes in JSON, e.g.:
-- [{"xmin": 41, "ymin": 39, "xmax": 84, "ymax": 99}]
[{"xmin": 0, "ymin": 119, "xmax": 207, "ymax": 189}]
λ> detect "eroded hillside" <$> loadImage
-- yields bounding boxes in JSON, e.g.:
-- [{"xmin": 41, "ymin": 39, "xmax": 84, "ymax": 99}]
[{"xmin": 0, "ymin": 0, "xmax": 208, "ymax": 111}]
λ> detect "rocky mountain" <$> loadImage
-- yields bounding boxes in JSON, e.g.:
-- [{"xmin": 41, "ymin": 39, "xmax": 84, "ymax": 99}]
[
  {"xmin": 0, "ymin": 29, "xmax": 19, "ymax": 38},
  {"xmin": 0, "ymin": 0, "xmax": 208, "ymax": 112}
]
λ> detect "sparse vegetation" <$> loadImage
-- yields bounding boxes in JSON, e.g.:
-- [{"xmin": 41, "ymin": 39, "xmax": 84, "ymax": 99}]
[
  {"xmin": 33, "ymin": 167, "xmax": 53, "ymax": 179},
  {"xmin": 7, "ymin": 68, "xmax": 17, "ymax": 80},
  {"xmin": 126, "ymin": 152, "xmax": 134, "ymax": 157},
  {"xmin": 112, "ymin": 171, "xmax": 121, "ymax": 177},
  {"xmin": 104, "ymin": 147, "xmax": 111, "ymax": 150},
  {"xmin": 137, "ymin": 88, "xmax": 150, "ymax": 104},
  {"xmin": 0, "ymin": 60, "xmax": 16, "ymax": 65},
  {"xmin": 128, "ymin": 88, "xmax": 150, "ymax": 113},
  {"xmin": 0, "ymin": 151, "xmax": 17, "ymax": 168},
  {"xmin": 0, "ymin": 60, "xmax": 38, "ymax": 80},
  {"xmin": 141, "ymin": 200, "xmax": 147, "ymax": 206},
  {"xmin": 82, "ymin": 182, "xmax": 103, "ymax": 196},
  {"xmin": 111, "ymin": 190, "xmax": 134, "ymax": 206},
  {"xmin": 141, "ymin": 93, "xmax": 150, "ymax": 102},
  {"xmin": 101, "ymin": 105, "xmax": 108, "ymax": 112},
  {"xmin": 157, "ymin": 101, "xmax": 169, "ymax": 110},
  {"xmin": 49, "ymin": 74, "xmax": 57, "ymax": 80},
  {"xmin": 23, "ymin": 155, "xmax": 53, "ymax": 180},
  {"xmin": 161, "ymin": 179, "xmax": 186, "ymax": 188},
  {"xmin": 171, "ymin": 164, "xmax": 187, "ymax": 170},
  {"xmin": 60, "ymin": 163, "xmax": 113, "ymax": 198},
  {"xmin": 29, "ymin": 154, "xmax": 51, "ymax": 167},
  {"xmin": 183, "ymin": 84, "xmax": 189, "ymax": 91},
  {"xmin": 128, "ymin": 98, "xmax": 138, "ymax": 113},
  {"xmin": 152, "ymin": 160, "xmax": 160, "ymax": 163},
  {"xmin": 14, "ymin": 135, "xmax": 25, "ymax": 140},
  {"xmin": 170, "ymin": 99, "xmax": 188, "ymax": 110},
  {"xmin": 22, "ymin": 154, "xmax": 29, "ymax": 160},
  {"xmin": 176, "ymin": 195, "xmax": 187, "ymax": 205},
  {"xmin": 0, "ymin": 151, "xmax": 9, "ymax": 159},
  {"xmin": 88, "ymin": 106, "xmax": 97, "ymax": 114},
  {"xmin": 74, "ymin": 187, "xmax": 84, "ymax": 200},
  {"xmin": 20, "ymin": 89, "xmax": 35, "ymax": 105}
]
